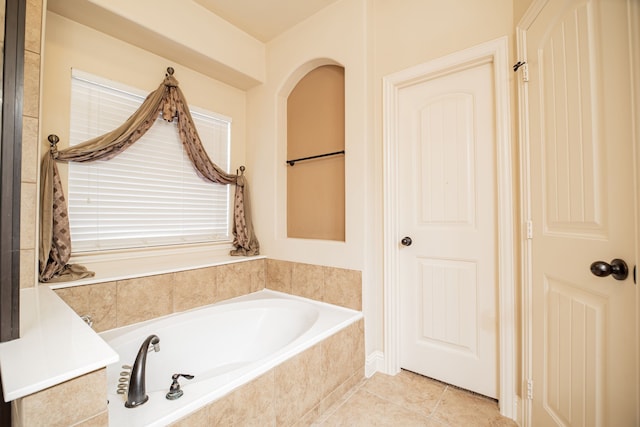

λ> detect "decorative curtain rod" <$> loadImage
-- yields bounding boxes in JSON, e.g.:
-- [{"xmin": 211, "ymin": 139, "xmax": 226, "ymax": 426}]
[{"xmin": 286, "ymin": 150, "xmax": 345, "ymax": 166}]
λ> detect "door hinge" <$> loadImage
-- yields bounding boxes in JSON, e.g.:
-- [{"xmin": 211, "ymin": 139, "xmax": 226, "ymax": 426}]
[
  {"xmin": 513, "ymin": 61, "xmax": 529, "ymax": 82},
  {"xmin": 526, "ymin": 220, "xmax": 533, "ymax": 239},
  {"xmin": 526, "ymin": 379, "xmax": 534, "ymax": 400}
]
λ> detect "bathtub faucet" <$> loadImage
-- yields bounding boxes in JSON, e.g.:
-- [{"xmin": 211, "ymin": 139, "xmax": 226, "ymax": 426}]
[{"xmin": 125, "ymin": 334, "xmax": 160, "ymax": 408}]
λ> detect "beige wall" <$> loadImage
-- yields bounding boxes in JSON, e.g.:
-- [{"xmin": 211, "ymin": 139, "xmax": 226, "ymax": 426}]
[
  {"xmin": 373, "ymin": 0, "xmax": 514, "ymax": 77},
  {"xmin": 41, "ymin": 12, "xmax": 248, "ymax": 192},
  {"xmin": 513, "ymin": 0, "xmax": 536, "ymax": 24}
]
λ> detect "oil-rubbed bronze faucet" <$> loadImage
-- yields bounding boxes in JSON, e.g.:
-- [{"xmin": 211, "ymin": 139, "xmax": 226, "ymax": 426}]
[
  {"xmin": 125, "ymin": 335, "xmax": 160, "ymax": 408},
  {"xmin": 165, "ymin": 373, "xmax": 194, "ymax": 400}
]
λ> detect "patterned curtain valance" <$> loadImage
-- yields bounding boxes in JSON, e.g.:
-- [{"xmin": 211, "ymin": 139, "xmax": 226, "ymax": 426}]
[{"xmin": 39, "ymin": 68, "xmax": 259, "ymax": 283}]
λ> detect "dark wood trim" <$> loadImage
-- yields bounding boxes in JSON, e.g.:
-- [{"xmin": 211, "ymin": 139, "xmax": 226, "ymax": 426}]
[
  {"xmin": 0, "ymin": 0, "xmax": 26, "ymax": 422},
  {"xmin": 0, "ymin": 0, "xmax": 26, "ymax": 342}
]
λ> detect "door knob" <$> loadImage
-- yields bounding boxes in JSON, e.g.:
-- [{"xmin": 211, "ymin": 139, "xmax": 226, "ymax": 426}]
[
  {"xmin": 400, "ymin": 236, "xmax": 412, "ymax": 246},
  {"xmin": 590, "ymin": 258, "xmax": 629, "ymax": 281}
]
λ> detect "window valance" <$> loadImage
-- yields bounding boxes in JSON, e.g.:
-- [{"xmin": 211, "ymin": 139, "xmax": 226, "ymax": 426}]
[{"xmin": 39, "ymin": 69, "xmax": 259, "ymax": 283}]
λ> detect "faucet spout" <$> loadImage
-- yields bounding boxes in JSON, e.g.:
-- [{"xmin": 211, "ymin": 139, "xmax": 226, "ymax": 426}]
[{"xmin": 125, "ymin": 334, "xmax": 160, "ymax": 408}]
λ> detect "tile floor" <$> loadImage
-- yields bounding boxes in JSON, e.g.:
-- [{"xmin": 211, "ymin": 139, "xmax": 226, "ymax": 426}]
[{"xmin": 311, "ymin": 370, "xmax": 518, "ymax": 426}]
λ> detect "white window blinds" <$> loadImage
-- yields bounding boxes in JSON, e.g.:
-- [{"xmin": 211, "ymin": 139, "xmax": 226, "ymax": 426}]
[{"xmin": 68, "ymin": 70, "xmax": 231, "ymax": 253}]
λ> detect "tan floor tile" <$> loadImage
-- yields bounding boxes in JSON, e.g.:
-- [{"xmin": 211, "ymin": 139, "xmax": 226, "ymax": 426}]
[
  {"xmin": 312, "ymin": 370, "xmax": 516, "ymax": 427},
  {"xmin": 431, "ymin": 387, "xmax": 517, "ymax": 427},
  {"xmin": 361, "ymin": 370, "xmax": 446, "ymax": 418},
  {"xmin": 321, "ymin": 388, "xmax": 431, "ymax": 426}
]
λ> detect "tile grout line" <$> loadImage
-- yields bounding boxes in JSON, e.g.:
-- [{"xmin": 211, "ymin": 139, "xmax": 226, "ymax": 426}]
[
  {"xmin": 313, "ymin": 377, "xmax": 369, "ymax": 425},
  {"xmin": 427, "ymin": 385, "xmax": 449, "ymax": 423}
]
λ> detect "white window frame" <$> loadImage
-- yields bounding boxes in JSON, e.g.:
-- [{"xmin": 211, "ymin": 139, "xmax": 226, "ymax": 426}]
[{"xmin": 66, "ymin": 70, "xmax": 235, "ymax": 270}]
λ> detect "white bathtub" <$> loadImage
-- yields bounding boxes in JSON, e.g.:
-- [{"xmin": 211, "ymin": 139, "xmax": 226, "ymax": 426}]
[{"xmin": 100, "ymin": 289, "xmax": 363, "ymax": 427}]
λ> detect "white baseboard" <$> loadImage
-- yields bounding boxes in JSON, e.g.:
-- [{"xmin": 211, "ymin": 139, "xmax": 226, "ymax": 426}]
[{"xmin": 365, "ymin": 351, "xmax": 384, "ymax": 378}]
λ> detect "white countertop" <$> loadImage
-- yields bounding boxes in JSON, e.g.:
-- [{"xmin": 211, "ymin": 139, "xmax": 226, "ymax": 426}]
[{"xmin": 0, "ymin": 286, "xmax": 119, "ymax": 401}]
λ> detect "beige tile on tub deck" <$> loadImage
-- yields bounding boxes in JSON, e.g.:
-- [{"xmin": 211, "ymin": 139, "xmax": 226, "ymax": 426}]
[
  {"xmin": 250, "ymin": 258, "xmax": 267, "ymax": 292},
  {"xmin": 265, "ymin": 258, "xmax": 294, "ymax": 294},
  {"xmin": 291, "ymin": 262, "xmax": 324, "ymax": 301},
  {"xmin": 18, "ymin": 369, "xmax": 107, "ymax": 427},
  {"xmin": 173, "ymin": 266, "xmax": 217, "ymax": 312},
  {"xmin": 19, "ymin": 182, "xmax": 36, "ymax": 250},
  {"xmin": 321, "ymin": 320, "xmax": 365, "ymax": 397},
  {"xmin": 21, "ymin": 116, "xmax": 39, "ymax": 183},
  {"xmin": 206, "ymin": 390, "xmax": 235, "ymax": 426},
  {"xmin": 323, "ymin": 267, "xmax": 362, "ymax": 310},
  {"xmin": 73, "ymin": 410, "xmax": 109, "ymax": 427},
  {"xmin": 116, "ymin": 274, "xmax": 174, "ymax": 326},
  {"xmin": 299, "ymin": 369, "xmax": 366, "ymax": 427},
  {"xmin": 275, "ymin": 344, "xmax": 324, "ymax": 426},
  {"xmin": 216, "ymin": 260, "xmax": 265, "ymax": 301},
  {"xmin": 25, "ymin": 0, "xmax": 43, "ymax": 54},
  {"xmin": 23, "ymin": 50, "xmax": 40, "ymax": 118},
  {"xmin": 20, "ymin": 249, "xmax": 36, "ymax": 288},
  {"xmin": 54, "ymin": 281, "xmax": 117, "ymax": 332},
  {"xmin": 170, "ymin": 406, "xmax": 209, "ymax": 427},
  {"xmin": 230, "ymin": 370, "xmax": 275, "ymax": 425}
]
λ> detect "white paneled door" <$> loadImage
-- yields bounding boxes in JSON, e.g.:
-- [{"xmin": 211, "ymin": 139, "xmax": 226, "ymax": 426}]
[
  {"xmin": 522, "ymin": 0, "xmax": 639, "ymax": 425},
  {"xmin": 398, "ymin": 61, "xmax": 498, "ymax": 399}
]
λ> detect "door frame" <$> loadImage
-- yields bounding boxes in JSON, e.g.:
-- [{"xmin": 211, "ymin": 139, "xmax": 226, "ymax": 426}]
[
  {"xmin": 382, "ymin": 36, "xmax": 517, "ymax": 419},
  {"xmin": 516, "ymin": 1, "xmax": 640, "ymax": 426}
]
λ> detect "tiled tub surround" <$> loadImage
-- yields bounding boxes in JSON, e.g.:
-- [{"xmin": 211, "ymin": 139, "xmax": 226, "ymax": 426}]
[
  {"xmin": 170, "ymin": 319, "xmax": 364, "ymax": 426},
  {"xmin": 6, "ymin": 258, "xmax": 362, "ymax": 426},
  {"xmin": 0, "ymin": 286, "xmax": 118, "ymax": 427},
  {"xmin": 53, "ymin": 258, "xmax": 363, "ymax": 333},
  {"xmin": 12, "ymin": 369, "xmax": 109, "ymax": 427},
  {"xmin": 101, "ymin": 291, "xmax": 363, "ymax": 426}
]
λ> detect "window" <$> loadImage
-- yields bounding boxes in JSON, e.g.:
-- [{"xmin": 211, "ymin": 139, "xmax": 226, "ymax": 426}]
[{"xmin": 68, "ymin": 70, "xmax": 231, "ymax": 253}]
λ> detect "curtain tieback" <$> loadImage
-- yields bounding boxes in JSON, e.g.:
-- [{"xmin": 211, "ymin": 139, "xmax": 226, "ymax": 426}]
[{"xmin": 48, "ymin": 134, "xmax": 60, "ymax": 159}]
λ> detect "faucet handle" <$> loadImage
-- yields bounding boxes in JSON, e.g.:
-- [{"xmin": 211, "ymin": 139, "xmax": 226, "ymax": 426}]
[
  {"xmin": 166, "ymin": 374, "xmax": 194, "ymax": 400},
  {"xmin": 173, "ymin": 373, "xmax": 194, "ymax": 381}
]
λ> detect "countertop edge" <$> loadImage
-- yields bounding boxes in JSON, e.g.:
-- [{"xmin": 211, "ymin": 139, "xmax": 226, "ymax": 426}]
[{"xmin": 0, "ymin": 287, "xmax": 119, "ymax": 402}]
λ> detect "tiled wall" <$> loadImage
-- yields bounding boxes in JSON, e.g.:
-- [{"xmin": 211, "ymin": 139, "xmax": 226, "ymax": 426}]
[
  {"xmin": 20, "ymin": 0, "xmax": 44, "ymax": 289},
  {"xmin": 265, "ymin": 259, "xmax": 362, "ymax": 311},
  {"xmin": 54, "ymin": 258, "xmax": 363, "ymax": 332},
  {"xmin": 12, "ymin": 368, "xmax": 107, "ymax": 427},
  {"xmin": 170, "ymin": 318, "xmax": 365, "ymax": 426},
  {"xmin": 54, "ymin": 259, "xmax": 266, "ymax": 332}
]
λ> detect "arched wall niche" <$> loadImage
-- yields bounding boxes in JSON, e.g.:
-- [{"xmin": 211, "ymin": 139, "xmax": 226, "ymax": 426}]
[{"xmin": 277, "ymin": 58, "xmax": 345, "ymax": 241}]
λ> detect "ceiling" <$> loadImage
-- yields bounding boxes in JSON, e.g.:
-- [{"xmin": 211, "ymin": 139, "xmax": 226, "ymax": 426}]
[{"xmin": 193, "ymin": 0, "xmax": 341, "ymax": 42}]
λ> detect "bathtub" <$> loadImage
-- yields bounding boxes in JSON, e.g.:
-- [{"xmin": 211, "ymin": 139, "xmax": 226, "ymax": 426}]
[{"xmin": 99, "ymin": 289, "xmax": 363, "ymax": 427}]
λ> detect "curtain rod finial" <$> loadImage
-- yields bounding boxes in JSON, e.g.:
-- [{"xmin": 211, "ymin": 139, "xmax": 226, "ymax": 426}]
[
  {"xmin": 166, "ymin": 67, "xmax": 174, "ymax": 76},
  {"xmin": 48, "ymin": 134, "xmax": 59, "ymax": 146}
]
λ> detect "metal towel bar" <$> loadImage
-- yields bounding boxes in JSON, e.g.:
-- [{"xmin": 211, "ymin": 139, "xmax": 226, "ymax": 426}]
[{"xmin": 286, "ymin": 150, "xmax": 345, "ymax": 166}]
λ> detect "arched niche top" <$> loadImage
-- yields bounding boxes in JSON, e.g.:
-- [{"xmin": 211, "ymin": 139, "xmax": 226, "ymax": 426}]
[
  {"xmin": 279, "ymin": 58, "xmax": 344, "ymax": 99},
  {"xmin": 284, "ymin": 59, "xmax": 345, "ymax": 242}
]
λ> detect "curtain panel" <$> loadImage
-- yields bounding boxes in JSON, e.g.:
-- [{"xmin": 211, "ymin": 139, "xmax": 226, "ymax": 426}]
[{"xmin": 39, "ymin": 71, "xmax": 259, "ymax": 283}]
